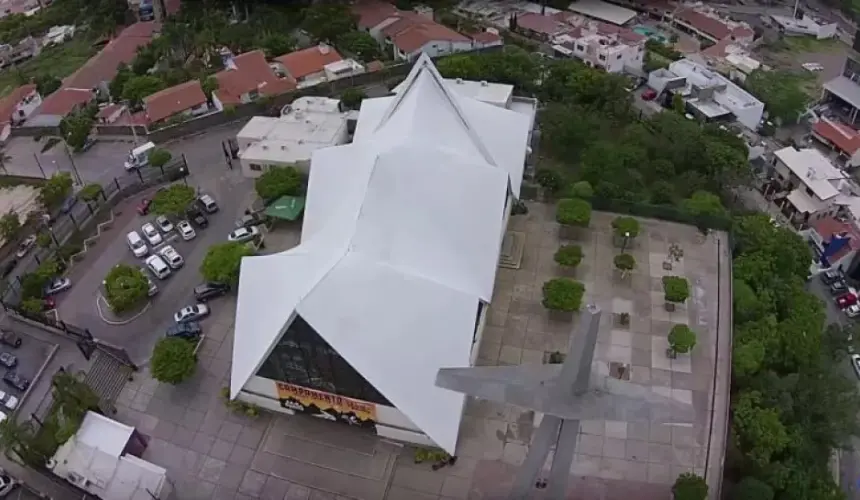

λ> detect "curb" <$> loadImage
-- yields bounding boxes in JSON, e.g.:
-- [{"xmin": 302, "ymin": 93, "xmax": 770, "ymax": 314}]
[
  {"xmin": 95, "ymin": 294, "xmax": 151, "ymax": 325},
  {"xmin": 69, "ymin": 209, "xmax": 116, "ymax": 263}
]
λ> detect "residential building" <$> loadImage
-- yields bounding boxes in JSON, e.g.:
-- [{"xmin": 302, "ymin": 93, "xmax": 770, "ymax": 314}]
[
  {"xmin": 230, "ymin": 54, "xmax": 533, "ymax": 453},
  {"xmin": 812, "ymin": 117, "xmax": 860, "ymax": 167},
  {"xmin": 0, "ymin": 36, "xmax": 38, "ymax": 68},
  {"xmin": 468, "ymin": 29, "xmax": 504, "ymax": 49},
  {"xmin": 512, "ymin": 12, "xmax": 570, "ymax": 41},
  {"xmin": 323, "ymin": 59, "xmax": 365, "ymax": 82},
  {"xmin": 143, "ymin": 80, "xmax": 209, "ymax": 124},
  {"xmin": 771, "ymin": 14, "xmax": 837, "ymax": 39},
  {"xmin": 97, "ymin": 103, "xmax": 126, "ymax": 124},
  {"xmin": 0, "ymin": 84, "xmax": 39, "ymax": 140},
  {"xmin": 566, "ymin": 0, "xmax": 638, "ymax": 26},
  {"xmin": 236, "ymin": 96, "xmax": 350, "ymax": 178},
  {"xmin": 770, "ymin": 146, "xmax": 856, "ymax": 226},
  {"xmin": 551, "ymin": 22, "xmax": 646, "ymax": 73},
  {"xmin": 823, "ymin": 56, "xmax": 860, "ymax": 125},
  {"xmin": 49, "ymin": 411, "xmax": 170, "ymax": 500},
  {"xmin": 65, "ymin": 22, "xmax": 160, "ymax": 93},
  {"xmin": 27, "ymin": 88, "xmax": 94, "ymax": 127},
  {"xmin": 354, "ymin": 1, "xmax": 474, "ymax": 62},
  {"xmin": 212, "ymin": 50, "xmax": 297, "ymax": 108},
  {"xmin": 670, "ymin": 5, "xmax": 755, "ymax": 45},
  {"xmin": 800, "ymin": 215, "xmax": 860, "ymax": 274},
  {"xmin": 274, "ymin": 44, "xmax": 345, "ymax": 87},
  {"xmin": 701, "ymin": 39, "xmax": 761, "ymax": 82}
]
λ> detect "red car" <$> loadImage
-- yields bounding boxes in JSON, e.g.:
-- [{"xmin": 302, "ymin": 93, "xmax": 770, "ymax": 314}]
[
  {"xmin": 642, "ymin": 88, "xmax": 657, "ymax": 101},
  {"xmin": 837, "ymin": 292, "xmax": 857, "ymax": 309},
  {"xmin": 43, "ymin": 297, "xmax": 56, "ymax": 310},
  {"xmin": 137, "ymin": 198, "xmax": 152, "ymax": 216}
]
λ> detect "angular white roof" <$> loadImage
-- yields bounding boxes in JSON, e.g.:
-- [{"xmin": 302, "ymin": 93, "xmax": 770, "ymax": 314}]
[{"xmin": 232, "ymin": 53, "xmax": 531, "ymax": 454}]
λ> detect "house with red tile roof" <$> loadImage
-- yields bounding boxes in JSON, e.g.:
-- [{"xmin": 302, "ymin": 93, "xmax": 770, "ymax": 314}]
[
  {"xmin": 353, "ymin": 1, "xmax": 474, "ymax": 62},
  {"xmin": 512, "ymin": 12, "xmax": 570, "ymax": 41},
  {"xmin": 274, "ymin": 44, "xmax": 346, "ymax": 87},
  {"xmin": 671, "ymin": 7, "xmax": 754, "ymax": 45},
  {"xmin": 806, "ymin": 215, "xmax": 860, "ymax": 271},
  {"xmin": 97, "ymin": 103, "xmax": 125, "ymax": 124},
  {"xmin": 213, "ymin": 50, "xmax": 297, "ymax": 108},
  {"xmin": 0, "ymin": 84, "xmax": 39, "ymax": 140},
  {"xmin": 143, "ymin": 80, "xmax": 210, "ymax": 124},
  {"xmin": 27, "ymin": 88, "xmax": 94, "ymax": 126},
  {"xmin": 812, "ymin": 118, "xmax": 860, "ymax": 167}
]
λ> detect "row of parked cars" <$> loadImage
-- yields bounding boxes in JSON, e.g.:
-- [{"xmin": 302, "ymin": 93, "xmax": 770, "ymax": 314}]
[{"xmin": 821, "ymin": 270, "xmax": 860, "ymax": 318}]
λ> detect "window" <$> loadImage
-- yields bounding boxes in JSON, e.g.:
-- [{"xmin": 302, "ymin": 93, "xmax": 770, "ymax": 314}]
[
  {"xmin": 256, "ymin": 315, "xmax": 392, "ymax": 406},
  {"xmin": 806, "ymin": 187, "xmax": 814, "ymax": 197},
  {"xmin": 473, "ymin": 302, "xmax": 484, "ymax": 344},
  {"xmin": 598, "ymin": 54, "xmax": 606, "ymax": 61},
  {"xmin": 617, "ymin": 54, "xmax": 622, "ymax": 59},
  {"xmin": 249, "ymin": 163, "xmax": 263, "ymax": 171},
  {"xmin": 576, "ymin": 45, "xmax": 585, "ymax": 51}
]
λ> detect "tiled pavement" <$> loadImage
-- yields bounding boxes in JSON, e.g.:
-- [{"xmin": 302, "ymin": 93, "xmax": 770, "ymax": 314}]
[{"xmin": 112, "ymin": 202, "xmax": 731, "ymax": 500}]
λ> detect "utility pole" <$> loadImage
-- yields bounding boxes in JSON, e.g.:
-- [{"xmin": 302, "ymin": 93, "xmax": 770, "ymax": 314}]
[
  {"xmin": 33, "ymin": 153, "xmax": 45, "ymax": 178},
  {"xmin": 62, "ymin": 140, "xmax": 83, "ymax": 185}
]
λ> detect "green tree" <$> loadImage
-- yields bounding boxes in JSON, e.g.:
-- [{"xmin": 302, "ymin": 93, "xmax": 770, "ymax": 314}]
[
  {"xmin": 535, "ymin": 168, "xmax": 565, "ymax": 194},
  {"xmin": 556, "ymin": 198, "xmax": 591, "ymax": 227},
  {"xmin": 51, "ymin": 371, "xmax": 99, "ymax": 416},
  {"xmin": 668, "ymin": 324, "xmax": 696, "ymax": 354},
  {"xmin": 0, "ymin": 211, "xmax": 20, "ymax": 241},
  {"xmin": 553, "ymin": 244, "xmax": 583, "ymax": 267},
  {"xmin": 746, "ymin": 70, "xmax": 810, "ymax": 124},
  {"xmin": 614, "ymin": 253, "xmax": 636, "ymax": 275},
  {"xmin": 568, "ymin": 180, "xmax": 594, "ymax": 199},
  {"xmin": 672, "ymin": 473, "xmax": 708, "ymax": 500},
  {"xmin": 35, "ymin": 75, "xmax": 61, "ymax": 96},
  {"xmin": 302, "ymin": 3, "xmax": 357, "ymax": 43},
  {"xmin": 0, "ymin": 418, "xmax": 37, "ymax": 465},
  {"xmin": 682, "ymin": 190, "xmax": 727, "ymax": 219},
  {"xmin": 258, "ymin": 32, "xmax": 294, "ymax": 58},
  {"xmin": 200, "ymin": 242, "xmax": 254, "ymax": 286},
  {"xmin": 732, "ymin": 390, "xmax": 790, "ymax": 467},
  {"xmin": 35, "ymin": 232, "xmax": 52, "ymax": 249},
  {"xmin": 103, "ymin": 264, "xmax": 149, "ymax": 313},
  {"xmin": 735, "ymin": 477, "xmax": 774, "ymax": 500},
  {"xmin": 671, "ymin": 93, "xmax": 685, "ymax": 114},
  {"xmin": 255, "ymin": 166, "xmax": 304, "ymax": 201},
  {"xmin": 148, "ymin": 148, "xmax": 172, "ymax": 168},
  {"xmin": 201, "ymin": 76, "xmax": 218, "ymax": 102},
  {"xmin": 122, "ymin": 74, "xmax": 166, "ymax": 107},
  {"xmin": 611, "ymin": 216, "xmax": 639, "ymax": 238},
  {"xmin": 339, "ymin": 88, "xmax": 366, "ymax": 110},
  {"xmin": 38, "ymin": 172, "xmax": 73, "ymax": 209},
  {"xmin": 541, "ymin": 278, "xmax": 585, "ymax": 312},
  {"xmin": 79, "ymin": 183, "xmax": 103, "ymax": 202},
  {"xmin": 662, "ymin": 276, "xmax": 690, "ymax": 304},
  {"xmin": 19, "ymin": 297, "xmax": 44, "ymax": 316},
  {"xmin": 336, "ymin": 30, "xmax": 381, "ymax": 61},
  {"xmin": 150, "ymin": 184, "xmax": 196, "ymax": 216},
  {"xmin": 150, "ymin": 337, "xmax": 197, "ymax": 384},
  {"xmin": 59, "ymin": 111, "xmax": 94, "ymax": 152},
  {"xmin": 109, "ymin": 63, "xmax": 132, "ymax": 99},
  {"xmin": 732, "ymin": 339, "xmax": 766, "ymax": 380}
]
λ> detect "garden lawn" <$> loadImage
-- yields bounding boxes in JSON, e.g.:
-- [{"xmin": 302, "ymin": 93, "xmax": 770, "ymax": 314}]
[{"xmin": 0, "ymin": 35, "xmax": 98, "ymax": 97}]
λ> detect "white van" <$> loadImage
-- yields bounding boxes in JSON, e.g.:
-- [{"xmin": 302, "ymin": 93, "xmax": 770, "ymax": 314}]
[
  {"xmin": 145, "ymin": 255, "xmax": 171, "ymax": 280},
  {"xmin": 126, "ymin": 231, "xmax": 148, "ymax": 257},
  {"xmin": 124, "ymin": 141, "xmax": 156, "ymax": 171}
]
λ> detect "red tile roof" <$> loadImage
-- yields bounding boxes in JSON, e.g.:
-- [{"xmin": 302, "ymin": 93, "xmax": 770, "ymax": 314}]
[
  {"xmin": 674, "ymin": 9, "xmax": 731, "ymax": 40},
  {"xmin": 97, "ymin": 103, "xmax": 124, "ymax": 120},
  {"xmin": 516, "ymin": 12, "xmax": 567, "ymax": 36},
  {"xmin": 812, "ymin": 216, "xmax": 860, "ymax": 262},
  {"xmin": 64, "ymin": 22, "xmax": 160, "ymax": 90},
  {"xmin": 469, "ymin": 31, "xmax": 502, "ymax": 44},
  {"xmin": 594, "ymin": 22, "xmax": 647, "ymax": 43},
  {"xmin": 0, "ymin": 84, "xmax": 36, "ymax": 124},
  {"xmin": 366, "ymin": 60, "xmax": 384, "ymax": 72},
  {"xmin": 144, "ymin": 80, "xmax": 207, "ymax": 123},
  {"xmin": 353, "ymin": 1, "xmax": 399, "ymax": 29},
  {"xmin": 38, "ymin": 88, "xmax": 93, "ymax": 116},
  {"xmin": 275, "ymin": 45, "xmax": 343, "ymax": 80},
  {"xmin": 813, "ymin": 119, "xmax": 860, "ymax": 156},
  {"xmin": 214, "ymin": 50, "xmax": 296, "ymax": 105}
]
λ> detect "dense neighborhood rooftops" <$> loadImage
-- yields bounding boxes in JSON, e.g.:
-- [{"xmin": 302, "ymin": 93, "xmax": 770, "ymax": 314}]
[
  {"xmin": 0, "ymin": 84, "xmax": 36, "ymax": 124},
  {"xmin": 214, "ymin": 50, "xmax": 297, "ymax": 105},
  {"xmin": 353, "ymin": 0, "xmax": 399, "ymax": 30},
  {"xmin": 354, "ymin": 1, "xmax": 470, "ymax": 53},
  {"xmin": 515, "ymin": 12, "xmax": 570, "ymax": 36},
  {"xmin": 275, "ymin": 44, "xmax": 343, "ymax": 80},
  {"xmin": 64, "ymin": 22, "xmax": 160, "ymax": 90},
  {"xmin": 774, "ymin": 146, "xmax": 848, "ymax": 200},
  {"xmin": 144, "ymin": 80, "xmax": 208, "ymax": 123},
  {"xmin": 35, "ymin": 87, "xmax": 93, "ymax": 120},
  {"xmin": 812, "ymin": 118, "xmax": 860, "ymax": 156},
  {"xmin": 231, "ymin": 54, "xmax": 531, "ymax": 454},
  {"xmin": 673, "ymin": 6, "xmax": 754, "ymax": 41}
]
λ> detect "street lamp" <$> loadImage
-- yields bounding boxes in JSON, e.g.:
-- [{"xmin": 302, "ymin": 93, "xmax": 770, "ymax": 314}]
[
  {"xmin": 621, "ymin": 231, "xmax": 630, "ymax": 253},
  {"xmin": 63, "ymin": 134, "xmax": 83, "ymax": 185}
]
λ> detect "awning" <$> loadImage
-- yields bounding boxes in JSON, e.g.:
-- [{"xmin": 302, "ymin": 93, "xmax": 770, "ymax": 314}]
[{"xmin": 264, "ymin": 196, "xmax": 306, "ymax": 221}]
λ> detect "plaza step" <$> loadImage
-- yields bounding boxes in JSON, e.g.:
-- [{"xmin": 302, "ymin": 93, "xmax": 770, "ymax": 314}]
[{"xmin": 83, "ymin": 350, "xmax": 133, "ymax": 413}]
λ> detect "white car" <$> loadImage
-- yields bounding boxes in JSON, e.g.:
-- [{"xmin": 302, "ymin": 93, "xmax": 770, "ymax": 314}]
[
  {"xmin": 174, "ymin": 304, "xmax": 210, "ymax": 323},
  {"xmin": 155, "ymin": 215, "xmax": 174, "ymax": 233},
  {"xmin": 158, "ymin": 245, "xmax": 184, "ymax": 269},
  {"xmin": 802, "ymin": 62, "xmax": 824, "ymax": 72},
  {"xmin": 847, "ymin": 304, "xmax": 860, "ymax": 318},
  {"xmin": 0, "ymin": 391, "xmax": 19, "ymax": 411},
  {"xmin": 0, "ymin": 472, "xmax": 18, "ymax": 496},
  {"xmin": 141, "ymin": 223, "xmax": 162, "ymax": 246},
  {"xmin": 851, "ymin": 354, "xmax": 860, "ymax": 380},
  {"xmin": 44, "ymin": 277, "xmax": 71, "ymax": 296},
  {"xmin": 139, "ymin": 267, "xmax": 158, "ymax": 297},
  {"xmin": 228, "ymin": 226, "xmax": 260, "ymax": 243},
  {"xmin": 177, "ymin": 220, "xmax": 195, "ymax": 241},
  {"xmin": 15, "ymin": 235, "xmax": 36, "ymax": 258}
]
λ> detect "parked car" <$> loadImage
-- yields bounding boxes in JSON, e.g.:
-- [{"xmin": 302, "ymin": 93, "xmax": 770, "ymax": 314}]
[
  {"xmin": 235, "ymin": 213, "xmax": 265, "ymax": 229},
  {"xmin": 3, "ymin": 371, "xmax": 29, "ymax": 391},
  {"xmin": 15, "ymin": 235, "xmax": 36, "ymax": 259},
  {"xmin": 139, "ymin": 267, "xmax": 158, "ymax": 297},
  {"xmin": 59, "ymin": 196, "xmax": 77, "ymax": 215},
  {"xmin": 174, "ymin": 304, "xmax": 210, "ymax": 323},
  {"xmin": 0, "ymin": 391, "xmax": 18, "ymax": 411},
  {"xmin": 0, "ymin": 353, "xmax": 17, "ymax": 369},
  {"xmin": 228, "ymin": 226, "xmax": 260, "ymax": 243},
  {"xmin": 137, "ymin": 198, "xmax": 152, "ymax": 216},
  {"xmin": 194, "ymin": 282, "xmax": 230, "ymax": 302},
  {"xmin": 155, "ymin": 215, "xmax": 174, "ymax": 233},
  {"xmin": 830, "ymin": 280, "xmax": 849, "ymax": 296},
  {"xmin": 42, "ymin": 296, "xmax": 56, "ymax": 310},
  {"xmin": 166, "ymin": 321, "xmax": 202, "ymax": 340},
  {"xmin": 0, "ymin": 473, "xmax": 19, "ymax": 496},
  {"xmin": 821, "ymin": 269, "xmax": 844, "ymax": 285},
  {"xmin": 78, "ymin": 136, "xmax": 96, "ymax": 153},
  {"xmin": 158, "ymin": 245, "xmax": 184, "ymax": 269},
  {"xmin": 641, "ymin": 88, "xmax": 657, "ymax": 101},
  {"xmin": 141, "ymin": 223, "xmax": 162, "ymax": 246},
  {"xmin": 851, "ymin": 354, "xmax": 860, "ymax": 380},
  {"xmin": 836, "ymin": 292, "xmax": 857, "ymax": 309},
  {"xmin": 0, "ymin": 259, "xmax": 17, "ymax": 279},
  {"xmin": 0, "ymin": 331, "xmax": 21, "ymax": 348},
  {"xmin": 44, "ymin": 277, "xmax": 71, "ymax": 296},
  {"xmin": 197, "ymin": 194, "xmax": 218, "ymax": 213},
  {"xmin": 177, "ymin": 220, "xmax": 195, "ymax": 241},
  {"xmin": 186, "ymin": 206, "xmax": 209, "ymax": 228},
  {"xmin": 847, "ymin": 304, "xmax": 860, "ymax": 318}
]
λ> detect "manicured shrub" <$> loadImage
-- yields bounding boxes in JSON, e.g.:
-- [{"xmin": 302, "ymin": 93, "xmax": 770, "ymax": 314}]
[
  {"xmin": 614, "ymin": 253, "xmax": 636, "ymax": 272},
  {"xmin": 556, "ymin": 198, "xmax": 591, "ymax": 227},
  {"xmin": 611, "ymin": 216, "xmax": 640, "ymax": 239},
  {"xmin": 554, "ymin": 244, "xmax": 583, "ymax": 267},
  {"xmin": 663, "ymin": 275, "xmax": 690, "ymax": 304},
  {"xmin": 150, "ymin": 337, "xmax": 197, "ymax": 384},
  {"xmin": 668, "ymin": 324, "xmax": 697, "ymax": 354},
  {"xmin": 541, "ymin": 278, "xmax": 585, "ymax": 312}
]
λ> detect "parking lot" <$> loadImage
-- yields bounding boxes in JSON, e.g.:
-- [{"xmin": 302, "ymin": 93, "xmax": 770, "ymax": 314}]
[
  {"xmin": 0, "ymin": 325, "xmax": 54, "ymax": 412},
  {"xmin": 51, "ymin": 165, "xmax": 256, "ymax": 363}
]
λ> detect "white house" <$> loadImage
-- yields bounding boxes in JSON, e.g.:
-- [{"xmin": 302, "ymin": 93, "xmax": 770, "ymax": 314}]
[
  {"xmin": 771, "ymin": 14, "xmax": 838, "ymax": 39},
  {"xmin": 230, "ymin": 54, "xmax": 532, "ymax": 453},
  {"xmin": 551, "ymin": 24, "xmax": 646, "ymax": 73}
]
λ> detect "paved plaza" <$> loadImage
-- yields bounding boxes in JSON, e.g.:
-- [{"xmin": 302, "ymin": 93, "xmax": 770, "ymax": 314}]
[{"xmin": 107, "ymin": 201, "xmax": 730, "ymax": 500}]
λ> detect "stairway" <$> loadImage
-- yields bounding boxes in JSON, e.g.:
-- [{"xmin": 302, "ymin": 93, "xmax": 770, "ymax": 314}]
[{"xmin": 83, "ymin": 350, "xmax": 133, "ymax": 414}]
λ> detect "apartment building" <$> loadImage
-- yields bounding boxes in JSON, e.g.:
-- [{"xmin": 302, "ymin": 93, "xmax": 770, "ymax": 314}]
[{"xmin": 551, "ymin": 22, "xmax": 646, "ymax": 73}]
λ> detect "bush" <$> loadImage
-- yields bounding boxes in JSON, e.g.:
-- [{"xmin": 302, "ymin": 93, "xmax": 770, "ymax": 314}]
[
  {"xmin": 56, "ymin": 243, "xmax": 82, "ymax": 262},
  {"xmin": 553, "ymin": 243, "xmax": 583, "ymax": 267},
  {"xmin": 0, "ymin": 211, "xmax": 21, "ymax": 241},
  {"xmin": 36, "ymin": 232, "xmax": 52, "ymax": 248},
  {"xmin": 200, "ymin": 242, "xmax": 255, "ymax": 286},
  {"xmin": 663, "ymin": 276, "xmax": 690, "ymax": 303},
  {"xmin": 568, "ymin": 180, "xmax": 593, "ymax": 199},
  {"xmin": 255, "ymin": 166, "xmax": 304, "ymax": 201},
  {"xmin": 103, "ymin": 264, "xmax": 149, "ymax": 313},
  {"xmin": 672, "ymin": 472, "xmax": 707, "ymax": 500},
  {"xmin": 79, "ymin": 183, "xmax": 103, "ymax": 202},
  {"xmin": 150, "ymin": 337, "xmax": 197, "ymax": 384},
  {"xmin": 668, "ymin": 324, "xmax": 697, "ymax": 354},
  {"xmin": 339, "ymin": 88, "xmax": 366, "ymax": 110},
  {"xmin": 150, "ymin": 184, "xmax": 196, "ymax": 216},
  {"xmin": 20, "ymin": 297, "xmax": 44, "ymax": 316},
  {"xmin": 535, "ymin": 168, "xmax": 565, "ymax": 193},
  {"xmin": 556, "ymin": 198, "xmax": 591, "ymax": 227},
  {"xmin": 614, "ymin": 253, "xmax": 636, "ymax": 271},
  {"xmin": 541, "ymin": 278, "xmax": 585, "ymax": 312},
  {"xmin": 38, "ymin": 173, "xmax": 73, "ymax": 209},
  {"xmin": 611, "ymin": 216, "xmax": 640, "ymax": 238}
]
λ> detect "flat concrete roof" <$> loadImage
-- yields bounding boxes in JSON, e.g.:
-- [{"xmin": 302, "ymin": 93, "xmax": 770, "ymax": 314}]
[
  {"xmin": 567, "ymin": 0, "xmax": 637, "ymax": 25},
  {"xmin": 824, "ymin": 76, "xmax": 860, "ymax": 110}
]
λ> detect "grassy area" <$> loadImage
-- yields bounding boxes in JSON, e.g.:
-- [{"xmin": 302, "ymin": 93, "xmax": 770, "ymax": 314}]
[
  {"xmin": 0, "ymin": 35, "xmax": 98, "ymax": 97},
  {"xmin": 778, "ymin": 35, "xmax": 843, "ymax": 54}
]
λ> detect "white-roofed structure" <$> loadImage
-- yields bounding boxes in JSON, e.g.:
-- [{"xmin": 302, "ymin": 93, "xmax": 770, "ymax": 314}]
[
  {"xmin": 230, "ymin": 53, "xmax": 532, "ymax": 453},
  {"xmin": 567, "ymin": 0, "xmax": 637, "ymax": 25}
]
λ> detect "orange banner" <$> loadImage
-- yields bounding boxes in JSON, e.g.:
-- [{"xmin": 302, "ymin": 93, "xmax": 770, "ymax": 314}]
[{"xmin": 276, "ymin": 381, "xmax": 377, "ymax": 427}]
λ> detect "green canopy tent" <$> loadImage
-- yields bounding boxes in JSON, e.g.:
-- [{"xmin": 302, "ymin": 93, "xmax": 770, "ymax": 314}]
[{"xmin": 264, "ymin": 195, "xmax": 306, "ymax": 221}]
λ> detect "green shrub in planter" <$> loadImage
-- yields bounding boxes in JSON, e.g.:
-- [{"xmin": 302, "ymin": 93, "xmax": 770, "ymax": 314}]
[
  {"xmin": 556, "ymin": 198, "xmax": 591, "ymax": 227},
  {"xmin": 541, "ymin": 278, "xmax": 585, "ymax": 312},
  {"xmin": 535, "ymin": 168, "xmax": 565, "ymax": 194},
  {"xmin": 613, "ymin": 253, "xmax": 635, "ymax": 273},
  {"xmin": 668, "ymin": 324, "xmax": 697, "ymax": 354},
  {"xmin": 568, "ymin": 180, "xmax": 593, "ymax": 199},
  {"xmin": 554, "ymin": 244, "xmax": 583, "ymax": 267},
  {"xmin": 611, "ymin": 216, "xmax": 640, "ymax": 239},
  {"xmin": 662, "ymin": 276, "xmax": 690, "ymax": 304},
  {"xmin": 672, "ymin": 472, "xmax": 707, "ymax": 500},
  {"xmin": 150, "ymin": 337, "xmax": 197, "ymax": 384}
]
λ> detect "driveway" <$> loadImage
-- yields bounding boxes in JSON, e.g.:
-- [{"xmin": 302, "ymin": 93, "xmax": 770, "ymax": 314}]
[{"xmin": 54, "ymin": 166, "xmax": 254, "ymax": 363}]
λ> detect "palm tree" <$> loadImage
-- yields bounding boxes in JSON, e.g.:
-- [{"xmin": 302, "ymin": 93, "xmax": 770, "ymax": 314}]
[{"xmin": 0, "ymin": 418, "xmax": 36, "ymax": 465}]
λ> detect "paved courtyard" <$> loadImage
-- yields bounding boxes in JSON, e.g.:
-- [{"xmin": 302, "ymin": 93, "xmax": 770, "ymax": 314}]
[{"xmin": 109, "ymin": 202, "xmax": 731, "ymax": 500}]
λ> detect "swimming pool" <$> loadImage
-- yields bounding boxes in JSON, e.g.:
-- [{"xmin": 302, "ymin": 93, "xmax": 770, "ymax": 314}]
[{"xmin": 633, "ymin": 25, "xmax": 669, "ymax": 44}]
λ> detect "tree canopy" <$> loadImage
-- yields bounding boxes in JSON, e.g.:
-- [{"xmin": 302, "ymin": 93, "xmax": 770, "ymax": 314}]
[
  {"xmin": 122, "ymin": 75, "xmax": 167, "ymax": 108},
  {"xmin": 150, "ymin": 184, "xmax": 196, "ymax": 216},
  {"xmin": 0, "ymin": 212, "xmax": 21, "ymax": 241},
  {"xmin": 103, "ymin": 264, "xmax": 149, "ymax": 313},
  {"xmin": 200, "ymin": 242, "xmax": 254, "ymax": 285},
  {"xmin": 255, "ymin": 166, "xmax": 304, "ymax": 201},
  {"xmin": 336, "ymin": 31, "xmax": 381, "ymax": 62},
  {"xmin": 745, "ymin": 70, "xmax": 810, "ymax": 125},
  {"xmin": 38, "ymin": 172, "xmax": 73, "ymax": 209},
  {"xmin": 301, "ymin": 3, "xmax": 356, "ymax": 43},
  {"xmin": 151, "ymin": 337, "xmax": 197, "ymax": 384}
]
